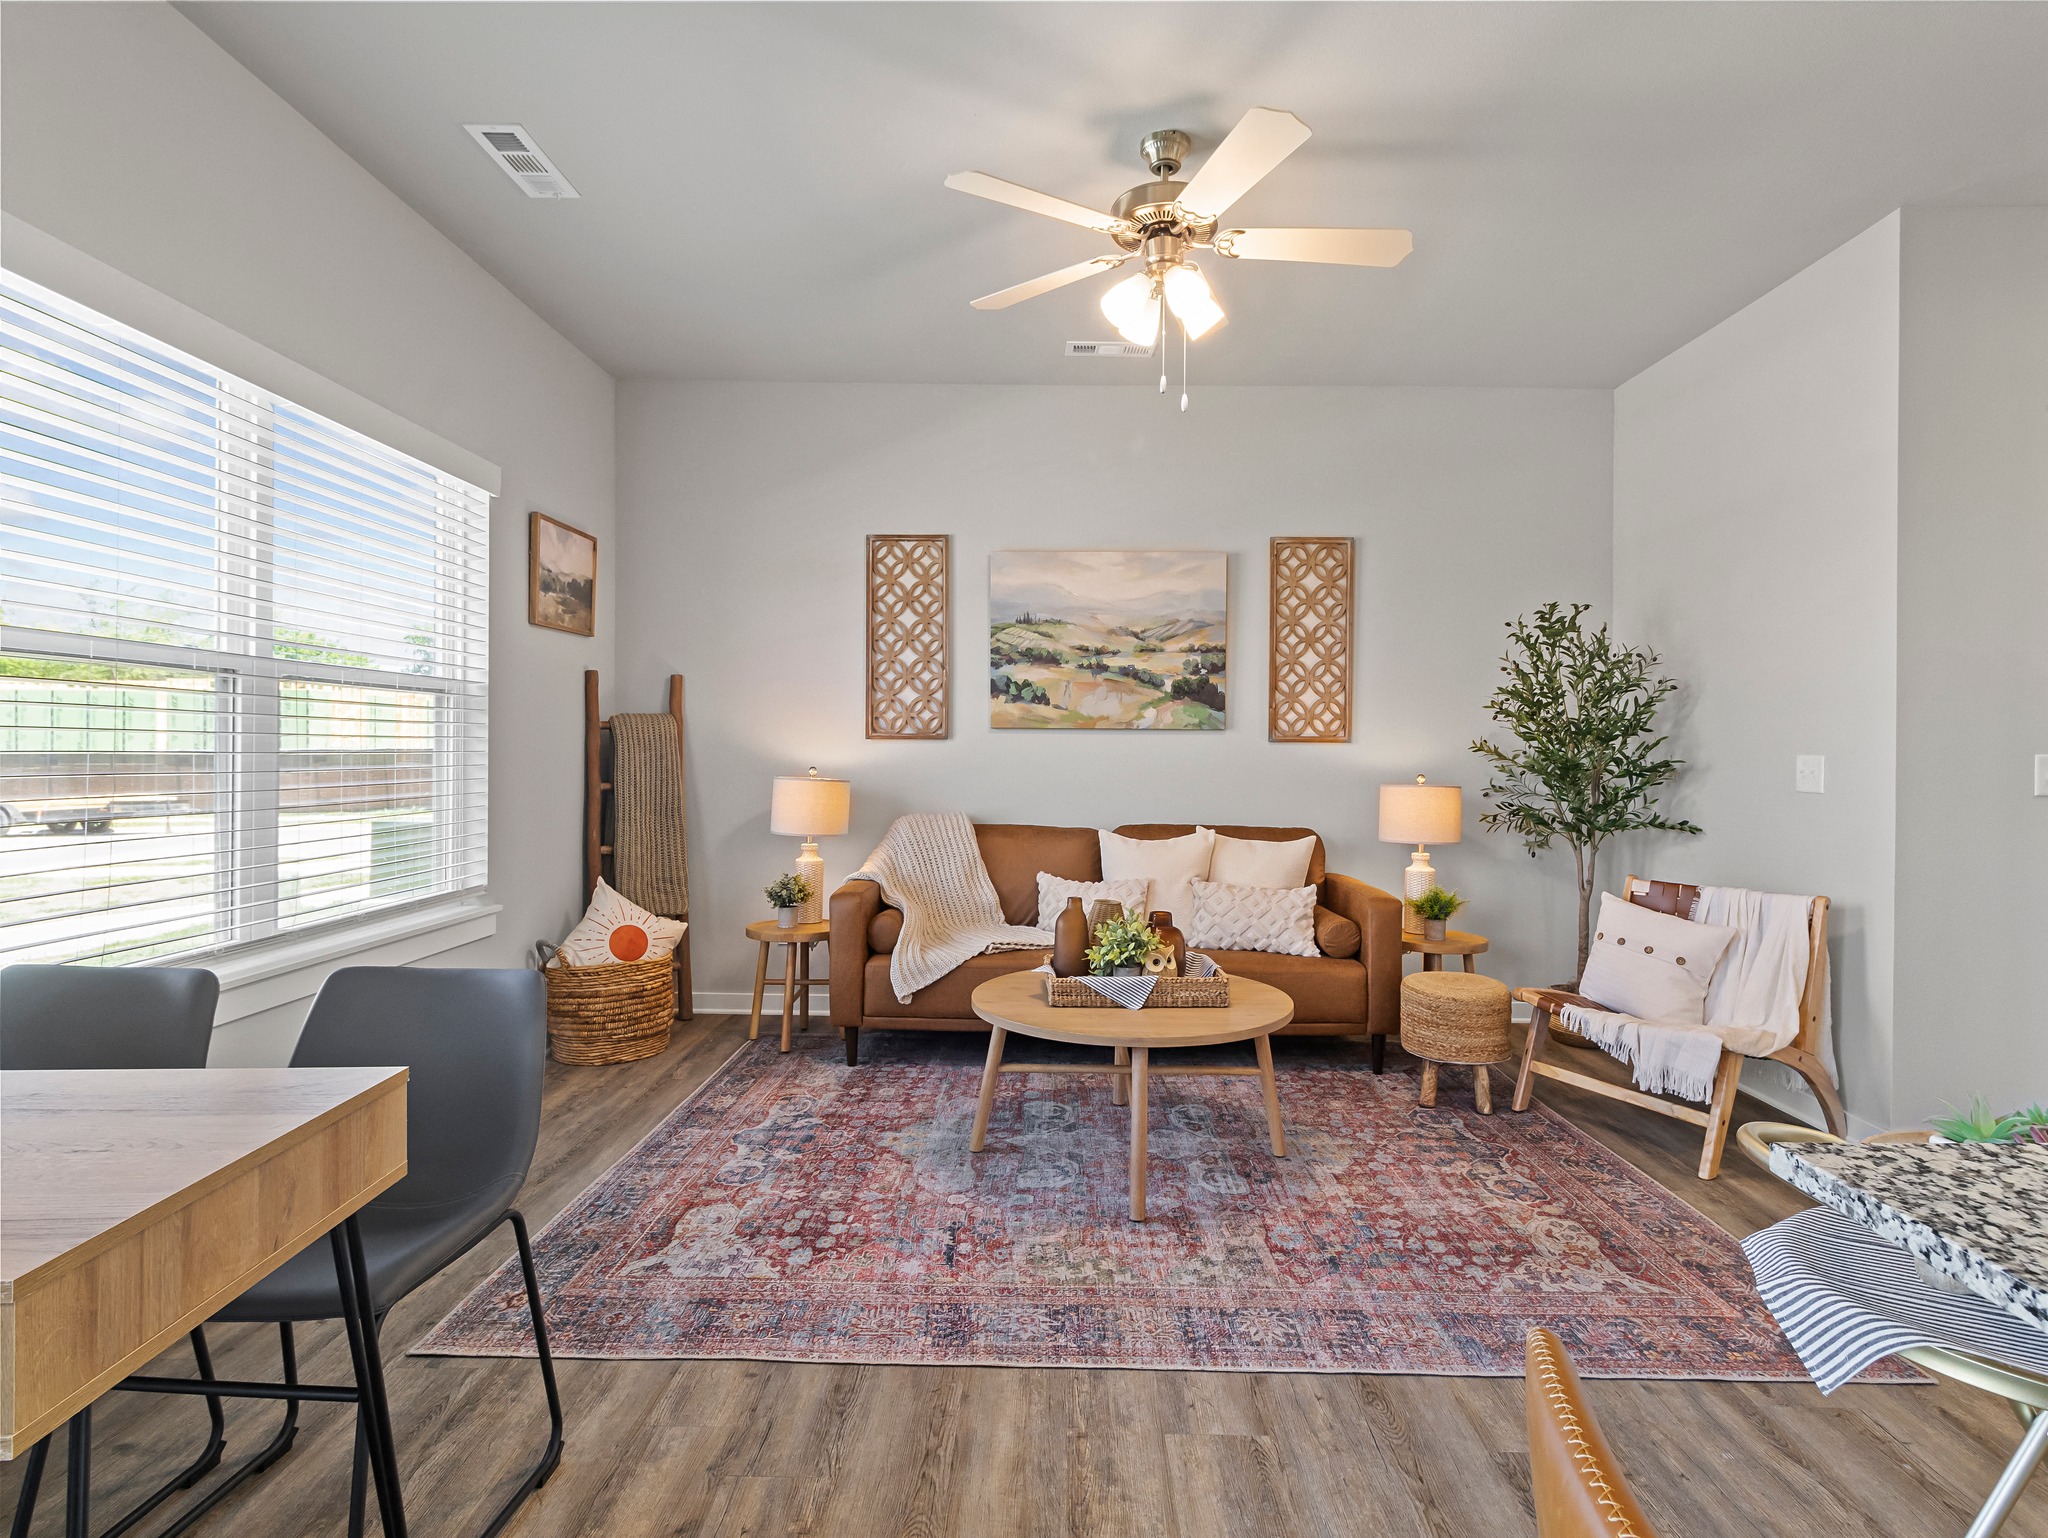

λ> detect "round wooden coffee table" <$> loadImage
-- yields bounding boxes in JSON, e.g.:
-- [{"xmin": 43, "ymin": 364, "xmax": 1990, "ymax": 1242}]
[{"xmin": 968, "ymin": 971, "xmax": 1295, "ymax": 1221}]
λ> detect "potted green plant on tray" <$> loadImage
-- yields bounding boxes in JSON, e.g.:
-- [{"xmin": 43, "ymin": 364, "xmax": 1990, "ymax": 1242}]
[
  {"xmin": 1086, "ymin": 911, "xmax": 1159, "ymax": 977},
  {"xmin": 1406, "ymin": 885, "xmax": 1465, "ymax": 943},
  {"xmin": 764, "ymin": 872, "xmax": 814, "ymax": 929}
]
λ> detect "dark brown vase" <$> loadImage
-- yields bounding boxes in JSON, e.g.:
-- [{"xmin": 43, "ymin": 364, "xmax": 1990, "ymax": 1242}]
[
  {"xmin": 1052, "ymin": 896, "xmax": 1089, "ymax": 977},
  {"xmin": 1149, "ymin": 910, "xmax": 1187, "ymax": 976}
]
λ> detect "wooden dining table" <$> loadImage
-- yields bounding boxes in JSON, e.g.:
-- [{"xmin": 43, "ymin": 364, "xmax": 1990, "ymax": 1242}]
[{"xmin": 0, "ymin": 1067, "xmax": 408, "ymax": 1535}]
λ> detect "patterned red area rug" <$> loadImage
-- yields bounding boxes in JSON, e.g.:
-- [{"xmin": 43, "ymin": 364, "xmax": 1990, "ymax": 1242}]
[{"xmin": 416, "ymin": 1036, "xmax": 1902, "ymax": 1380}]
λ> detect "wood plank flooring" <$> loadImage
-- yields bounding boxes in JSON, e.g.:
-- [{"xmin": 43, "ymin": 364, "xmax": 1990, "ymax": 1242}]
[{"xmin": 5, "ymin": 1012, "xmax": 2042, "ymax": 1538}]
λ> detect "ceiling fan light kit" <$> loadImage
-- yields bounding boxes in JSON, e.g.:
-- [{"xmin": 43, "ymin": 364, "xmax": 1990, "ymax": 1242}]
[{"xmin": 949, "ymin": 106, "xmax": 1411, "ymax": 407}]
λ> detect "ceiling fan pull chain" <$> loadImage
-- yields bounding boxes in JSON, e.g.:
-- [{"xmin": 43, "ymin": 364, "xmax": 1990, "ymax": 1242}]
[
  {"xmin": 1180, "ymin": 314, "xmax": 1191, "ymax": 413},
  {"xmin": 1158, "ymin": 318, "xmax": 1167, "ymax": 395}
]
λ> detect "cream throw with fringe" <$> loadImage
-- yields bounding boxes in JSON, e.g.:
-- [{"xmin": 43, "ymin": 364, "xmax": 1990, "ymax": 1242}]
[
  {"xmin": 1558, "ymin": 886, "xmax": 1827, "ymax": 1103},
  {"xmin": 848, "ymin": 813, "xmax": 1050, "ymax": 1004}
]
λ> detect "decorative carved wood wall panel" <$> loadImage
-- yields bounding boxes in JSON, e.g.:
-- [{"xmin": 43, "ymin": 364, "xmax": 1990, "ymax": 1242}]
[
  {"xmin": 1269, "ymin": 537, "xmax": 1354, "ymax": 742},
  {"xmin": 867, "ymin": 535, "xmax": 949, "ymax": 739}
]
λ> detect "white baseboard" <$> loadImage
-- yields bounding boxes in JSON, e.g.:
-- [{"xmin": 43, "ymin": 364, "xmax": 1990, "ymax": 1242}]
[{"xmin": 693, "ymin": 983, "xmax": 826, "ymax": 1018}]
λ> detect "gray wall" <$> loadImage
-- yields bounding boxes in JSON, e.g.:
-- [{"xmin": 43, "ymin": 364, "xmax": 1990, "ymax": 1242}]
[
  {"xmin": 1, "ymin": 2, "xmax": 616, "ymax": 1054},
  {"xmin": 1613, "ymin": 215, "xmax": 1902, "ymax": 1131},
  {"xmin": 616, "ymin": 381, "xmax": 1613, "ymax": 1008},
  {"xmin": 1893, "ymin": 206, "xmax": 2048, "ymax": 1121}
]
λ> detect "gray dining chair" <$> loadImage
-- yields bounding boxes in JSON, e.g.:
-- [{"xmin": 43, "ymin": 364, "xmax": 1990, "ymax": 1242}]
[
  {"xmin": 0, "ymin": 963, "xmax": 227, "ymax": 1538},
  {"xmin": 203, "ymin": 966, "xmax": 563, "ymax": 1538}
]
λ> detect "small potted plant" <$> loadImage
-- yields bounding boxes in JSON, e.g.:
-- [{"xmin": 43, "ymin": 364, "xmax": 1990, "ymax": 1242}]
[
  {"xmin": 764, "ymin": 872, "xmax": 814, "ymax": 928},
  {"xmin": 1086, "ymin": 911, "xmax": 1159, "ymax": 977},
  {"xmin": 1929, "ymin": 1098, "xmax": 2048, "ymax": 1145},
  {"xmin": 1406, "ymin": 885, "xmax": 1465, "ymax": 943}
]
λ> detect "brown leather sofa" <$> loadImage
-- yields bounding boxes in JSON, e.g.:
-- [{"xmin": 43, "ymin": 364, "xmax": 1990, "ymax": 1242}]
[{"xmin": 829, "ymin": 823, "xmax": 1402, "ymax": 1069}]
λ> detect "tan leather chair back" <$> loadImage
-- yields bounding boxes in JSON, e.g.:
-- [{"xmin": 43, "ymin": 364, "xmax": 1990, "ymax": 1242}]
[{"xmin": 1526, "ymin": 1328, "xmax": 1660, "ymax": 1538}]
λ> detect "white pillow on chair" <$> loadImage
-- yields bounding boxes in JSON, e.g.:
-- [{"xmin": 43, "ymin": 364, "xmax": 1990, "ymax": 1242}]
[
  {"xmin": 1576, "ymin": 891, "xmax": 1737, "ymax": 1024},
  {"xmin": 1097, "ymin": 827, "xmax": 1216, "ymax": 932}
]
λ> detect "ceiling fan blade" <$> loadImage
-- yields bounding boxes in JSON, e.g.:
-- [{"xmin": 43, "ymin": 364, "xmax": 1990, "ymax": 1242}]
[
  {"xmin": 1176, "ymin": 107, "xmax": 1312, "ymax": 221},
  {"xmin": 1213, "ymin": 227, "xmax": 1414, "ymax": 267},
  {"xmin": 945, "ymin": 171, "xmax": 1133, "ymax": 236},
  {"xmin": 970, "ymin": 256, "xmax": 1128, "ymax": 311}
]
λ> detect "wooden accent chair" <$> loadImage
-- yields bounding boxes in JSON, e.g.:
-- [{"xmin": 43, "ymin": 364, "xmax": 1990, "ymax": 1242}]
[
  {"xmin": 1511, "ymin": 876, "xmax": 1845, "ymax": 1179},
  {"xmin": 1526, "ymin": 1327, "xmax": 1661, "ymax": 1538}
]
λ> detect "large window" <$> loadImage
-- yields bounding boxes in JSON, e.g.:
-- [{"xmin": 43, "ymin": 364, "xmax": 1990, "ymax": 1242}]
[{"xmin": 0, "ymin": 271, "xmax": 489, "ymax": 967}]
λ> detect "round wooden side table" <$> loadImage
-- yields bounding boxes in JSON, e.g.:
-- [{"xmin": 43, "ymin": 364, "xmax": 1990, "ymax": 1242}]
[
  {"xmin": 1402, "ymin": 928, "xmax": 1489, "ymax": 973},
  {"xmin": 745, "ymin": 918, "xmax": 828, "ymax": 1053},
  {"xmin": 968, "ymin": 971, "xmax": 1294, "ymax": 1222}
]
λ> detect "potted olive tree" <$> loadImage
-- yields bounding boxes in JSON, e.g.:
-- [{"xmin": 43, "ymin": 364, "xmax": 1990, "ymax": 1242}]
[{"xmin": 1471, "ymin": 602, "xmax": 1701, "ymax": 977}]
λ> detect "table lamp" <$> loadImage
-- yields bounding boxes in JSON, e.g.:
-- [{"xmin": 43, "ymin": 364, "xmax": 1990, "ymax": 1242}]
[
  {"xmin": 770, "ymin": 767, "xmax": 851, "ymax": 925},
  {"xmin": 1378, "ymin": 775, "xmax": 1462, "ymax": 936}
]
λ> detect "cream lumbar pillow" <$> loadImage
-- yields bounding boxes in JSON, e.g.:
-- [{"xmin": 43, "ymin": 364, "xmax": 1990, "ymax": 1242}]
[
  {"xmin": 1097, "ymin": 827, "xmax": 1216, "ymax": 932},
  {"xmin": 1576, "ymin": 892, "xmax": 1736, "ymax": 1025},
  {"xmin": 1035, "ymin": 873, "xmax": 1151, "ymax": 932},
  {"xmin": 1204, "ymin": 829, "xmax": 1316, "ymax": 889},
  {"xmin": 559, "ymin": 879, "xmax": 686, "ymax": 966},
  {"xmin": 1188, "ymin": 879, "xmax": 1320, "ymax": 957}
]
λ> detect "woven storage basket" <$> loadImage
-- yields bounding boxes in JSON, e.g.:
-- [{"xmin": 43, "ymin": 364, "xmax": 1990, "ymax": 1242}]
[
  {"xmin": 1045, "ymin": 973, "xmax": 1231, "ymax": 1009},
  {"xmin": 1399, "ymin": 972, "xmax": 1512, "ymax": 1064},
  {"xmin": 544, "ymin": 951, "xmax": 675, "ymax": 1065}
]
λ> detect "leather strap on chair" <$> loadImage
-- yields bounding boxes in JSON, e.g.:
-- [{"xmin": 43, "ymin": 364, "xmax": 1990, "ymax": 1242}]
[
  {"xmin": 1526, "ymin": 1328, "xmax": 1661, "ymax": 1537},
  {"xmin": 1624, "ymin": 878, "xmax": 1701, "ymax": 919}
]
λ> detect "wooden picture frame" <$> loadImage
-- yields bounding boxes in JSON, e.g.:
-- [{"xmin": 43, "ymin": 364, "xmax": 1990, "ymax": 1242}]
[
  {"xmin": 529, "ymin": 511, "xmax": 597, "ymax": 636},
  {"xmin": 867, "ymin": 534, "xmax": 949, "ymax": 739},
  {"xmin": 1269, "ymin": 537, "xmax": 1354, "ymax": 742}
]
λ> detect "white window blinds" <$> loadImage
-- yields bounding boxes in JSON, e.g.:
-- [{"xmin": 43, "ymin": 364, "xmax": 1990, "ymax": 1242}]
[{"xmin": 0, "ymin": 269, "xmax": 490, "ymax": 967}]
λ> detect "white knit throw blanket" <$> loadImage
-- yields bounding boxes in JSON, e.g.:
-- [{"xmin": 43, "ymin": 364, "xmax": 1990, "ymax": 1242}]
[
  {"xmin": 1559, "ymin": 886, "xmax": 1826, "ymax": 1103},
  {"xmin": 847, "ymin": 812, "xmax": 1050, "ymax": 1004}
]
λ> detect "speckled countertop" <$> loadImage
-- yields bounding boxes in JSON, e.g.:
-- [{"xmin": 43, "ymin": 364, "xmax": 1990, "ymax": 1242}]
[{"xmin": 1773, "ymin": 1139, "xmax": 2048, "ymax": 1337}]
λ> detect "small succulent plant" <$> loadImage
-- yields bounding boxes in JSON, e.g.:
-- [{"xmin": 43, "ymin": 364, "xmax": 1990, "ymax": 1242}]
[
  {"xmin": 764, "ymin": 872, "xmax": 814, "ymax": 910},
  {"xmin": 1928, "ymin": 1096, "xmax": 2048, "ymax": 1145},
  {"xmin": 1406, "ymin": 885, "xmax": 1465, "ymax": 922}
]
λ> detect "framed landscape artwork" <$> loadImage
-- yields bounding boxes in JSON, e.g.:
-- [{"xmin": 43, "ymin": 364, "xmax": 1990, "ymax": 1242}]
[
  {"xmin": 989, "ymin": 550, "xmax": 1226, "ymax": 730},
  {"xmin": 529, "ymin": 511, "xmax": 596, "ymax": 636}
]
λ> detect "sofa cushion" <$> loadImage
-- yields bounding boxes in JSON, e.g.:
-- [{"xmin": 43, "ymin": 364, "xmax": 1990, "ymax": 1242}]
[
  {"xmin": 1035, "ymin": 873, "xmax": 1149, "ymax": 932},
  {"xmin": 868, "ymin": 906, "xmax": 904, "ymax": 952},
  {"xmin": 864, "ymin": 950, "xmax": 1043, "ymax": 1020},
  {"xmin": 1113, "ymin": 824, "xmax": 1326, "ymax": 886},
  {"xmin": 975, "ymin": 824, "xmax": 1100, "ymax": 926},
  {"xmin": 1099, "ymin": 826, "xmax": 1215, "ymax": 932},
  {"xmin": 1313, "ymin": 905, "xmax": 1362, "ymax": 959},
  {"xmin": 1209, "ymin": 830, "xmax": 1317, "ymax": 889},
  {"xmin": 1188, "ymin": 879, "xmax": 1320, "ymax": 957},
  {"xmin": 1204, "ymin": 951, "xmax": 1365, "ymax": 1025}
]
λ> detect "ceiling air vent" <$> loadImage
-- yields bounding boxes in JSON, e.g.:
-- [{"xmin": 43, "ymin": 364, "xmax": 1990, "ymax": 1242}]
[
  {"xmin": 464, "ymin": 124, "xmax": 579, "ymax": 200},
  {"xmin": 1065, "ymin": 340, "xmax": 1154, "ymax": 358}
]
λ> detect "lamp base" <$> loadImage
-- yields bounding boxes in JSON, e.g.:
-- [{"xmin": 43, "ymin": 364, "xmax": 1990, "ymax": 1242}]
[
  {"xmin": 1402, "ymin": 848, "xmax": 1436, "ymax": 936},
  {"xmin": 795, "ymin": 840, "xmax": 825, "ymax": 925}
]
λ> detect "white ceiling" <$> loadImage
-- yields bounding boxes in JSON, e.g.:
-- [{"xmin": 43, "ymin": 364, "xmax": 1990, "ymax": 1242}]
[{"xmin": 178, "ymin": 2, "xmax": 2048, "ymax": 387}]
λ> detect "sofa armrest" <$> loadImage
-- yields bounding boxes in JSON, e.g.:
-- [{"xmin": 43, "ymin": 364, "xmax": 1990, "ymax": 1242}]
[
  {"xmin": 829, "ymin": 880, "xmax": 883, "ymax": 1028},
  {"xmin": 1322, "ymin": 872, "xmax": 1403, "ymax": 1036}
]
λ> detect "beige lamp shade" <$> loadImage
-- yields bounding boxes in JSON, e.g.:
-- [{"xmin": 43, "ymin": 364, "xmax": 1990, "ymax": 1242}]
[
  {"xmin": 1378, "ymin": 780, "xmax": 1462, "ymax": 846},
  {"xmin": 770, "ymin": 771, "xmax": 851, "ymax": 837}
]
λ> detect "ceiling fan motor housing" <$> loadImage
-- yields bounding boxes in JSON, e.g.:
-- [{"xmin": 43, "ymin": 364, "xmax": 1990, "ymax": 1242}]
[
  {"xmin": 1140, "ymin": 129, "xmax": 1191, "ymax": 177},
  {"xmin": 1110, "ymin": 178, "xmax": 1218, "ymax": 255}
]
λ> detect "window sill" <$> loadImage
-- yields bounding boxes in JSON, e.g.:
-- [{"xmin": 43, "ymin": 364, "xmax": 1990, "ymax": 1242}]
[{"xmin": 212, "ymin": 898, "xmax": 502, "ymax": 1025}]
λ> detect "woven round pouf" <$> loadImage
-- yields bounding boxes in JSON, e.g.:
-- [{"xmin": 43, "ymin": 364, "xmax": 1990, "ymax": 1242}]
[{"xmin": 1399, "ymin": 971, "xmax": 1513, "ymax": 1114}]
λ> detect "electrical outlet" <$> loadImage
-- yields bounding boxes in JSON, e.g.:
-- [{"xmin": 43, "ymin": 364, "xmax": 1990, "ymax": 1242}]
[
  {"xmin": 1796, "ymin": 755, "xmax": 1826, "ymax": 794},
  {"xmin": 2036, "ymin": 754, "xmax": 2048, "ymax": 796}
]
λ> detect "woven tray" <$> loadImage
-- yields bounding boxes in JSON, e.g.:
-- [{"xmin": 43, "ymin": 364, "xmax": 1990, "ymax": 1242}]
[
  {"xmin": 1044, "ymin": 972, "xmax": 1231, "ymax": 1009},
  {"xmin": 544, "ymin": 951, "xmax": 675, "ymax": 1064}
]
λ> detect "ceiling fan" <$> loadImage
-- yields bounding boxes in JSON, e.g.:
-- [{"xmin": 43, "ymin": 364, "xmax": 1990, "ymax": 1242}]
[{"xmin": 946, "ymin": 107, "xmax": 1412, "ymax": 355}]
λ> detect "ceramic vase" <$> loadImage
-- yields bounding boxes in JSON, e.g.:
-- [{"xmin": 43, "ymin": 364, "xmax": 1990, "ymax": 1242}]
[
  {"xmin": 1422, "ymin": 917, "xmax": 1447, "ymax": 942},
  {"xmin": 1148, "ymin": 910, "xmax": 1187, "ymax": 976},
  {"xmin": 777, "ymin": 907, "xmax": 797, "ymax": 929},
  {"xmin": 1052, "ymin": 896, "xmax": 1089, "ymax": 977}
]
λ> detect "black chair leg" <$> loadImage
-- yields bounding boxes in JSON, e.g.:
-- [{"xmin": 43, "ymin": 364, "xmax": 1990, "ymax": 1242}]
[
  {"xmin": 7, "ymin": 1436, "xmax": 47, "ymax": 1538},
  {"xmin": 153, "ymin": 1325, "xmax": 302, "ymax": 1538},
  {"xmin": 332, "ymin": 1221, "xmax": 408, "ymax": 1538},
  {"xmin": 346, "ymin": 1407, "xmax": 370, "ymax": 1538},
  {"xmin": 476, "ymin": 1209, "xmax": 566, "ymax": 1538},
  {"xmin": 64, "ymin": 1408, "xmax": 90, "ymax": 1538}
]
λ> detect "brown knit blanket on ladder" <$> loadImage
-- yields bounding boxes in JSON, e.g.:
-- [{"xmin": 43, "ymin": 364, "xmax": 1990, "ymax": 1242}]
[{"xmin": 609, "ymin": 713, "xmax": 689, "ymax": 919}]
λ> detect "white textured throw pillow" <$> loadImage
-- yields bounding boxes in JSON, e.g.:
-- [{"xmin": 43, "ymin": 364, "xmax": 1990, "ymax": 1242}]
[
  {"xmin": 1098, "ymin": 827, "xmax": 1216, "ymax": 932},
  {"xmin": 1035, "ymin": 873, "xmax": 1151, "ymax": 932},
  {"xmin": 559, "ymin": 879, "xmax": 686, "ymax": 966},
  {"xmin": 1576, "ymin": 891, "xmax": 1737, "ymax": 1025},
  {"xmin": 1187, "ymin": 879, "xmax": 1320, "ymax": 957},
  {"xmin": 1205, "ymin": 829, "xmax": 1316, "ymax": 889}
]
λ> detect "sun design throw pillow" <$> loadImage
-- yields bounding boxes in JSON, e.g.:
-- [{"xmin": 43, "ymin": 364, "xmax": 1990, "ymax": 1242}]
[
  {"xmin": 1187, "ymin": 879, "xmax": 1320, "ymax": 958},
  {"xmin": 559, "ymin": 879, "xmax": 686, "ymax": 966}
]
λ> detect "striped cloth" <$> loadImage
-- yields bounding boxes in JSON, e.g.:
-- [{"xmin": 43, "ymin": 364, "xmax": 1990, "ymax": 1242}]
[
  {"xmin": 1035, "ymin": 952, "xmax": 1222, "ymax": 1009},
  {"xmin": 1743, "ymin": 1207, "xmax": 2048, "ymax": 1393}
]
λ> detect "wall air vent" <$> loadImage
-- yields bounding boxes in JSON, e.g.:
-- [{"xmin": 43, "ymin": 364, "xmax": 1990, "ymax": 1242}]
[
  {"xmin": 464, "ymin": 124, "xmax": 579, "ymax": 200},
  {"xmin": 1065, "ymin": 340, "xmax": 1154, "ymax": 358}
]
